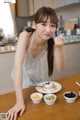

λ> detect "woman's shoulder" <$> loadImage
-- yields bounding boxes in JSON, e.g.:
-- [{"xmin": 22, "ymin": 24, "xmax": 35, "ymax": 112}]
[
  {"xmin": 18, "ymin": 31, "xmax": 33, "ymax": 48},
  {"xmin": 19, "ymin": 31, "xmax": 32, "ymax": 43},
  {"xmin": 20, "ymin": 27, "xmax": 35, "ymax": 36},
  {"xmin": 19, "ymin": 30, "xmax": 32, "ymax": 38}
]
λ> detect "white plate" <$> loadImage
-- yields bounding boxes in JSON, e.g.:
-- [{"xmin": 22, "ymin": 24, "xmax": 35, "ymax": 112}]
[{"xmin": 36, "ymin": 81, "xmax": 62, "ymax": 94}]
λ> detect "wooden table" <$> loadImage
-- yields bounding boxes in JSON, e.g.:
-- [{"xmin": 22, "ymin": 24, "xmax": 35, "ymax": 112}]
[{"xmin": 0, "ymin": 74, "xmax": 80, "ymax": 120}]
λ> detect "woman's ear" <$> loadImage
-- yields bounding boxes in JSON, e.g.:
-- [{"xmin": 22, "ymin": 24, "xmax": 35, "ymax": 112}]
[{"xmin": 32, "ymin": 21, "xmax": 36, "ymax": 29}]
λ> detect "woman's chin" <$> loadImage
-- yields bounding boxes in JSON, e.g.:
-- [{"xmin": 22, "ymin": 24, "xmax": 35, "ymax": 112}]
[{"xmin": 44, "ymin": 36, "xmax": 51, "ymax": 40}]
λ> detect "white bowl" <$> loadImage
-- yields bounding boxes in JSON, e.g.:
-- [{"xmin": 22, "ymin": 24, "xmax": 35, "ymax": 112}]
[
  {"xmin": 64, "ymin": 91, "xmax": 77, "ymax": 103},
  {"xmin": 44, "ymin": 93, "xmax": 57, "ymax": 105},
  {"xmin": 30, "ymin": 92, "xmax": 43, "ymax": 104}
]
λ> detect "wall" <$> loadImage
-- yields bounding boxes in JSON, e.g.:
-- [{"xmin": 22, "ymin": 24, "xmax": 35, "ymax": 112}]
[{"xmin": 0, "ymin": 52, "xmax": 15, "ymax": 94}]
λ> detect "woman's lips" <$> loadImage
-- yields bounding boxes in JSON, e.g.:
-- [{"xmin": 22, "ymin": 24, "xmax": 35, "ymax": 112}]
[{"xmin": 44, "ymin": 34, "xmax": 51, "ymax": 37}]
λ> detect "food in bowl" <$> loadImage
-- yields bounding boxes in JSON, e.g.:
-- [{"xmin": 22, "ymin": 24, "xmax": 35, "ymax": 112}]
[
  {"xmin": 43, "ymin": 81, "xmax": 54, "ymax": 89},
  {"xmin": 44, "ymin": 93, "xmax": 57, "ymax": 105},
  {"xmin": 45, "ymin": 95, "xmax": 55, "ymax": 100},
  {"xmin": 30, "ymin": 92, "xmax": 43, "ymax": 104},
  {"xmin": 64, "ymin": 91, "xmax": 77, "ymax": 103}
]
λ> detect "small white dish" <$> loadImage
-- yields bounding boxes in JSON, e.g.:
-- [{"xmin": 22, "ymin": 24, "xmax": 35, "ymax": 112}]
[
  {"xmin": 30, "ymin": 92, "xmax": 43, "ymax": 104},
  {"xmin": 64, "ymin": 91, "xmax": 77, "ymax": 103},
  {"xmin": 44, "ymin": 93, "xmax": 57, "ymax": 105}
]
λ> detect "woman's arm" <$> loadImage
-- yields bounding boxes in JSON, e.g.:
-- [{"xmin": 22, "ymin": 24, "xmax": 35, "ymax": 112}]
[
  {"xmin": 7, "ymin": 31, "xmax": 31, "ymax": 120},
  {"xmin": 14, "ymin": 31, "xmax": 30, "ymax": 104},
  {"xmin": 54, "ymin": 34, "xmax": 66, "ymax": 71}
]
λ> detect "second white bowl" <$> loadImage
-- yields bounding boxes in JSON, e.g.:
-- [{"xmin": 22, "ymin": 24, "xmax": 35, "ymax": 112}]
[{"xmin": 44, "ymin": 93, "xmax": 57, "ymax": 105}]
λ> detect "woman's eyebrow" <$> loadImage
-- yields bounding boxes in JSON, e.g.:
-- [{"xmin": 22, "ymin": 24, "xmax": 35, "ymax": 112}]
[
  {"xmin": 51, "ymin": 23, "xmax": 56, "ymax": 25},
  {"xmin": 50, "ymin": 23, "xmax": 56, "ymax": 26},
  {"xmin": 42, "ymin": 21, "xmax": 47, "ymax": 23}
]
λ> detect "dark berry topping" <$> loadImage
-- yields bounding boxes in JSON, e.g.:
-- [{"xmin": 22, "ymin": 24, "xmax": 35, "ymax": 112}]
[
  {"xmin": 65, "ymin": 92, "xmax": 76, "ymax": 98},
  {"xmin": 45, "ymin": 82, "xmax": 50, "ymax": 85}
]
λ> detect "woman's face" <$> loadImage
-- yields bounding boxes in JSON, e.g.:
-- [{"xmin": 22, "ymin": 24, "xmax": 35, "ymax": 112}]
[{"xmin": 35, "ymin": 17, "xmax": 57, "ymax": 40}]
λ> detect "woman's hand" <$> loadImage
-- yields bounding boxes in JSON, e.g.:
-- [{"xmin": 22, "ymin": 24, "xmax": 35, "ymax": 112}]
[
  {"xmin": 7, "ymin": 103, "xmax": 26, "ymax": 120},
  {"xmin": 54, "ymin": 33, "xmax": 65, "ymax": 71},
  {"xmin": 54, "ymin": 34, "xmax": 64, "ymax": 47}
]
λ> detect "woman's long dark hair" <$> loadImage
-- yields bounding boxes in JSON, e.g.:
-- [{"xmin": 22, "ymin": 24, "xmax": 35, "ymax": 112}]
[{"xmin": 24, "ymin": 7, "xmax": 58, "ymax": 76}]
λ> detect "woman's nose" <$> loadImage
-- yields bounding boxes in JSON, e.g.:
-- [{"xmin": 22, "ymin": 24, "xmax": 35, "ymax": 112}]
[{"xmin": 46, "ymin": 26, "xmax": 51, "ymax": 32}]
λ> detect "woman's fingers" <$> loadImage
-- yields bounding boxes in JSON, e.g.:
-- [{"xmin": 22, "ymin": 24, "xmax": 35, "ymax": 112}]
[
  {"xmin": 7, "ymin": 110, "xmax": 14, "ymax": 120},
  {"xmin": 20, "ymin": 107, "xmax": 25, "ymax": 116},
  {"xmin": 10, "ymin": 112, "xmax": 14, "ymax": 120},
  {"xmin": 59, "ymin": 33, "xmax": 64, "ymax": 40},
  {"xmin": 7, "ymin": 104, "xmax": 26, "ymax": 120},
  {"xmin": 7, "ymin": 110, "xmax": 18, "ymax": 120},
  {"xmin": 14, "ymin": 111, "xmax": 17, "ymax": 120},
  {"xmin": 54, "ymin": 33, "xmax": 64, "ymax": 46}
]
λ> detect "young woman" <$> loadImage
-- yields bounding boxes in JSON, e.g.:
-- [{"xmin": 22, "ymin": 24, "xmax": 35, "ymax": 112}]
[{"xmin": 7, "ymin": 7, "xmax": 65, "ymax": 120}]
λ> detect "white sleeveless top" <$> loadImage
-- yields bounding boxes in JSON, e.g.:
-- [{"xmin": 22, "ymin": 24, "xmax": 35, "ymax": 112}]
[{"xmin": 24, "ymin": 32, "xmax": 47, "ymax": 83}]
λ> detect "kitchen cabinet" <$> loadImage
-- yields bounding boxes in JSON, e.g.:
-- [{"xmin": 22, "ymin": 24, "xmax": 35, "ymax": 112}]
[
  {"xmin": 26, "ymin": 0, "xmax": 54, "ymax": 16},
  {"xmin": 33, "ymin": 0, "xmax": 53, "ymax": 14},
  {"xmin": 33, "ymin": 0, "xmax": 43, "ymax": 13},
  {"xmin": 16, "ymin": 0, "xmax": 79, "ymax": 16},
  {"xmin": 52, "ymin": 0, "xmax": 68, "ymax": 9},
  {"xmin": 43, "ymin": 0, "xmax": 53, "ymax": 8},
  {"xmin": 28, "ymin": 0, "xmax": 34, "ymax": 16},
  {"xmin": 16, "ymin": 0, "xmax": 43, "ymax": 16},
  {"xmin": 16, "ymin": 0, "xmax": 54, "ymax": 16},
  {"xmin": 52, "ymin": 0, "xmax": 78, "ymax": 9},
  {"xmin": 16, "ymin": 0, "xmax": 29, "ymax": 16}
]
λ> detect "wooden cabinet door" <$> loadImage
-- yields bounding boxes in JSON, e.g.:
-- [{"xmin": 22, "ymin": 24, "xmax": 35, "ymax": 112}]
[
  {"xmin": 33, "ymin": 0, "xmax": 53, "ymax": 14},
  {"xmin": 52, "ymin": 0, "xmax": 70, "ymax": 9},
  {"xmin": 16, "ymin": 0, "xmax": 29, "ymax": 16},
  {"xmin": 33, "ymin": 0, "xmax": 43, "ymax": 13},
  {"xmin": 28, "ymin": 0, "xmax": 34, "ymax": 16},
  {"xmin": 43, "ymin": 0, "xmax": 53, "ymax": 8}
]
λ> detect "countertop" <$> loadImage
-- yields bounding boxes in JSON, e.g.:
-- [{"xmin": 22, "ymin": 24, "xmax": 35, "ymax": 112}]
[
  {"xmin": 0, "ymin": 74, "xmax": 80, "ymax": 120},
  {"xmin": 0, "ymin": 41, "xmax": 80, "ymax": 54}
]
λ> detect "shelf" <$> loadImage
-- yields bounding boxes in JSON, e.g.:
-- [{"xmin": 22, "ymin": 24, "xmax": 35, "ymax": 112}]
[
  {"xmin": 65, "ymin": 41, "xmax": 80, "ymax": 45},
  {"xmin": 0, "ymin": 50, "xmax": 15, "ymax": 54},
  {"xmin": 0, "ymin": 40, "xmax": 17, "ymax": 46},
  {"xmin": 0, "ymin": 41, "xmax": 80, "ymax": 54}
]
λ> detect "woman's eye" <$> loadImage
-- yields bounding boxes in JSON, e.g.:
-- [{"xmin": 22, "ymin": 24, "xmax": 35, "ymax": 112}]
[
  {"xmin": 51, "ymin": 24, "xmax": 56, "ymax": 27},
  {"xmin": 41, "ymin": 23, "xmax": 46, "ymax": 26}
]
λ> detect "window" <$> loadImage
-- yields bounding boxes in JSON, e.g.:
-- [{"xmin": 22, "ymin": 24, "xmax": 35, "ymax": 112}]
[{"xmin": 0, "ymin": 0, "xmax": 15, "ymax": 36}]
